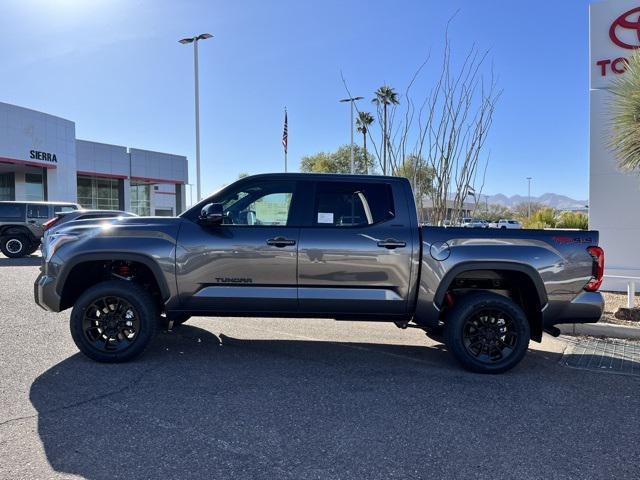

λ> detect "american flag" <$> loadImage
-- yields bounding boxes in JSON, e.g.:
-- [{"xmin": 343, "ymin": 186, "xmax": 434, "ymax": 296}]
[{"xmin": 282, "ymin": 108, "xmax": 288, "ymax": 154}]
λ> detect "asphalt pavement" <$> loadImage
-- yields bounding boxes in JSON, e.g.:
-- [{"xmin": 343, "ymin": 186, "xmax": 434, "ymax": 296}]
[{"xmin": 0, "ymin": 254, "xmax": 638, "ymax": 480}]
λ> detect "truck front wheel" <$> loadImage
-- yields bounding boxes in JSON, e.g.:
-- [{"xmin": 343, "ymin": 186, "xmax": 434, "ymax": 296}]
[
  {"xmin": 70, "ymin": 280, "xmax": 158, "ymax": 363},
  {"xmin": 444, "ymin": 292, "xmax": 530, "ymax": 374}
]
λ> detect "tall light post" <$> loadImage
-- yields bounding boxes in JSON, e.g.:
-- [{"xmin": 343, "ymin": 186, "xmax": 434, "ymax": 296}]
[
  {"xmin": 179, "ymin": 33, "xmax": 212, "ymax": 202},
  {"xmin": 339, "ymin": 96, "xmax": 363, "ymax": 174},
  {"xmin": 526, "ymin": 177, "xmax": 532, "ymax": 218}
]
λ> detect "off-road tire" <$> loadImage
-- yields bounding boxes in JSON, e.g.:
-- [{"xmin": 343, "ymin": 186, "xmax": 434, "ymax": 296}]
[
  {"xmin": 444, "ymin": 291, "xmax": 530, "ymax": 374},
  {"xmin": 25, "ymin": 243, "xmax": 40, "ymax": 256},
  {"xmin": 70, "ymin": 280, "xmax": 158, "ymax": 362},
  {"xmin": 0, "ymin": 235, "xmax": 28, "ymax": 258}
]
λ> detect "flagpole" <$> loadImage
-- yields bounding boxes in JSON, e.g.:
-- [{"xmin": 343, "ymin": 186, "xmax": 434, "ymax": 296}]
[{"xmin": 282, "ymin": 107, "xmax": 288, "ymax": 172}]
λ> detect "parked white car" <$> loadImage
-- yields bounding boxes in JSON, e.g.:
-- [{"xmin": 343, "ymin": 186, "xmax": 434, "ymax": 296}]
[
  {"xmin": 461, "ymin": 218, "xmax": 489, "ymax": 228},
  {"xmin": 492, "ymin": 219, "xmax": 522, "ymax": 229}
]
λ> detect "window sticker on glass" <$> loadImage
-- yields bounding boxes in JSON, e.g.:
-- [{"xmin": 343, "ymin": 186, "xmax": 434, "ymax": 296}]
[{"xmin": 317, "ymin": 212, "xmax": 334, "ymax": 224}]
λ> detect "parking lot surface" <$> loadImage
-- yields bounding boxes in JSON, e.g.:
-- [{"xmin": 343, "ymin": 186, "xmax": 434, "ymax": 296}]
[{"xmin": 0, "ymin": 255, "xmax": 639, "ymax": 480}]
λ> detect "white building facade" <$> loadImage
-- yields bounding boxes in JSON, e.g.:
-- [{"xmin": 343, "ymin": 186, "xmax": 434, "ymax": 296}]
[
  {"xmin": 0, "ymin": 102, "xmax": 187, "ymax": 216},
  {"xmin": 590, "ymin": 0, "xmax": 640, "ymax": 291}
]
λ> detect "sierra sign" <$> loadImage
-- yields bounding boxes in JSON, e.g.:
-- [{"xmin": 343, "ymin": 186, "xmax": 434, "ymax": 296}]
[{"xmin": 30, "ymin": 150, "xmax": 57, "ymax": 163}]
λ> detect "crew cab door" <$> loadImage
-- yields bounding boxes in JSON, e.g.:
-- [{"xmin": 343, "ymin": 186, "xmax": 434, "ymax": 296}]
[
  {"xmin": 176, "ymin": 178, "xmax": 300, "ymax": 314},
  {"xmin": 296, "ymin": 179, "xmax": 415, "ymax": 316}
]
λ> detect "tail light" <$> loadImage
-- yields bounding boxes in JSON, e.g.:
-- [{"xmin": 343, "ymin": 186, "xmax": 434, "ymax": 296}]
[
  {"xmin": 42, "ymin": 216, "xmax": 61, "ymax": 231},
  {"xmin": 584, "ymin": 246, "xmax": 604, "ymax": 292}
]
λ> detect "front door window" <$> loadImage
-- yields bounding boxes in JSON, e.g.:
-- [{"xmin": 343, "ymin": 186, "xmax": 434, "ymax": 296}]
[{"xmin": 218, "ymin": 181, "xmax": 296, "ymax": 226}]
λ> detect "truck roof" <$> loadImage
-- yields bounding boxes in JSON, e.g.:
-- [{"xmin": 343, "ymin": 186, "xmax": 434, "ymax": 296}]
[{"xmin": 238, "ymin": 172, "xmax": 407, "ymax": 182}]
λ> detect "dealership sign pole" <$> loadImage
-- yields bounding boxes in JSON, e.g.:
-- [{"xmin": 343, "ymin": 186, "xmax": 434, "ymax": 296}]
[{"xmin": 179, "ymin": 33, "xmax": 213, "ymax": 202}]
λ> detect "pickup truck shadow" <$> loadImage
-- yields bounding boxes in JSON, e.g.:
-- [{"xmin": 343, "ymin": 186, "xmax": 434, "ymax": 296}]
[
  {"xmin": 28, "ymin": 325, "xmax": 638, "ymax": 480},
  {"xmin": 0, "ymin": 255, "xmax": 41, "ymax": 267}
]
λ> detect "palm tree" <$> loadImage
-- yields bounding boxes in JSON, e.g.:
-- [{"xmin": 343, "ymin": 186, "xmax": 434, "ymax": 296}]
[
  {"xmin": 610, "ymin": 49, "xmax": 640, "ymax": 172},
  {"xmin": 372, "ymin": 85, "xmax": 399, "ymax": 175},
  {"xmin": 356, "ymin": 111, "xmax": 374, "ymax": 173}
]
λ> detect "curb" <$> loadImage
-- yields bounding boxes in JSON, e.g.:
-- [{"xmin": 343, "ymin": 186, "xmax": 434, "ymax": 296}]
[{"xmin": 557, "ymin": 322, "xmax": 640, "ymax": 340}]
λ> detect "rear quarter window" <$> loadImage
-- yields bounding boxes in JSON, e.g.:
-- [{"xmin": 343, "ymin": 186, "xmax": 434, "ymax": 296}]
[{"xmin": 0, "ymin": 204, "xmax": 24, "ymax": 219}]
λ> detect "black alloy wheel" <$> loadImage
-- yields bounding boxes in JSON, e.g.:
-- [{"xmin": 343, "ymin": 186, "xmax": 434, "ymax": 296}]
[
  {"xmin": 82, "ymin": 296, "xmax": 141, "ymax": 353},
  {"xmin": 462, "ymin": 308, "xmax": 518, "ymax": 364},
  {"xmin": 70, "ymin": 280, "xmax": 157, "ymax": 362},
  {"xmin": 444, "ymin": 292, "xmax": 530, "ymax": 373}
]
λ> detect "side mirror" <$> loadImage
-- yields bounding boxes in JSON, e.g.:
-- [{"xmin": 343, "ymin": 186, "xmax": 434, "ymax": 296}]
[{"xmin": 199, "ymin": 203, "xmax": 224, "ymax": 225}]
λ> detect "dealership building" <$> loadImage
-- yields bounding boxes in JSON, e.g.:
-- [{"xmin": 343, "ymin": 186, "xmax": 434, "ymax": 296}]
[
  {"xmin": 0, "ymin": 101, "xmax": 187, "ymax": 216},
  {"xmin": 590, "ymin": 0, "xmax": 640, "ymax": 291}
]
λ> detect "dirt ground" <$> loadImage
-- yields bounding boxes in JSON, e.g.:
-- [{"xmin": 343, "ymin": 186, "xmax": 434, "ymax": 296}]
[{"xmin": 601, "ymin": 291, "xmax": 640, "ymax": 326}]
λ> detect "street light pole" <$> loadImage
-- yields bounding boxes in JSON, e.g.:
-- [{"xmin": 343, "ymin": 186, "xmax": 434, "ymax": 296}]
[
  {"xmin": 526, "ymin": 177, "xmax": 532, "ymax": 218},
  {"xmin": 179, "ymin": 33, "xmax": 212, "ymax": 202},
  {"xmin": 339, "ymin": 96, "xmax": 363, "ymax": 174}
]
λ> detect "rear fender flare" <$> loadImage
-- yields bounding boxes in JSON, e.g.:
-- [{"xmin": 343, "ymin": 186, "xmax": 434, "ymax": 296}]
[{"xmin": 434, "ymin": 261, "xmax": 548, "ymax": 310}]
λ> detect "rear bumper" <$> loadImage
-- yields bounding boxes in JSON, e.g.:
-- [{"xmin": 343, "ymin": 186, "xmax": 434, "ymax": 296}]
[
  {"xmin": 34, "ymin": 273, "xmax": 61, "ymax": 312},
  {"xmin": 544, "ymin": 291, "xmax": 604, "ymax": 326}
]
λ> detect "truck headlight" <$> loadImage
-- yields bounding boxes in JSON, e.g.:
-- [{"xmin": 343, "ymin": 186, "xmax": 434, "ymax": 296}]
[{"xmin": 44, "ymin": 233, "xmax": 79, "ymax": 262}]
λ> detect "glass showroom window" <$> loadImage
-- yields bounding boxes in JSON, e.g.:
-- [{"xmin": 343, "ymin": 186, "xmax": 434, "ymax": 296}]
[
  {"xmin": 25, "ymin": 173, "xmax": 45, "ymax": 201},
  {"xmin": 131, "ymin": 181, "xmax": 151, "ymax": 216},
  {"xmin": 77, "ymin": 175, "xmax": 120, "ymax": 210},
  {"xmin": 0, "ymin": 173, "xmax": 15, "ymax": 201}
]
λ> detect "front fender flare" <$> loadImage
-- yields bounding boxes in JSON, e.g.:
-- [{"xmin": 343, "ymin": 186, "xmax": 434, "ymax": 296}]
[{"xmin": 56, "ymin": 252, "xmax": 171, "ymax": 302}]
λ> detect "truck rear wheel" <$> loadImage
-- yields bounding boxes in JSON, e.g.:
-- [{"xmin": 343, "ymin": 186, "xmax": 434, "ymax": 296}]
[
  {"xmin": 444, "ymin": 292, "xmax": 530, "ymax": 374},
  {"xmin": 1, "ymin": 235, "xmax": 28, "ymax": 258},
  {"xmin": 70, "ymin": 280, "xmax": 157, "ymax": 363}
]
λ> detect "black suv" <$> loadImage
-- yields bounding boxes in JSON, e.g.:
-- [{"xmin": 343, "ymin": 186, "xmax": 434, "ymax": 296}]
[{"xmin": 0, "ymin": 201, "xmax": 79, "ymax": 257}]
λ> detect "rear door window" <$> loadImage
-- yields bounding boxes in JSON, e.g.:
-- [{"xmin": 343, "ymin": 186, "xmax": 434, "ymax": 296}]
[
  {"xmin": 313, "ymin": 182, "xmax": 395, "ymax": 227},
  {"xmin": 27, "ymin": 204, "xmax": 50, "ymax": 219}
]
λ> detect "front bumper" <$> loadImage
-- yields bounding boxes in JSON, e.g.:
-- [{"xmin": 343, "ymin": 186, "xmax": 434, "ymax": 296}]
[
  {"xmin": 544, "ymin": 291, "xmax": 604, "ymax": 326},
  {"xmin": 34, "ymin": 273, "xmax": 62, "ymax": 312}
]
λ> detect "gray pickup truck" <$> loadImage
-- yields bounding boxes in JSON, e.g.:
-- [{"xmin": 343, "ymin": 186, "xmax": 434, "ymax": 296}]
[{"xmin": 34, "ymin": 173, "xmax": 604, "ymax": 373}]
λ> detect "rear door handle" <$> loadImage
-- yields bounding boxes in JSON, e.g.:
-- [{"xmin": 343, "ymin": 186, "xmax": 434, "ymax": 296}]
[
  {"xmin": 266, "ymin": 237, "xmax": 296, "ymax": 247},
  {"xmin": 377, "ymin": 238, "xmax": 406, "ymax": 249}
]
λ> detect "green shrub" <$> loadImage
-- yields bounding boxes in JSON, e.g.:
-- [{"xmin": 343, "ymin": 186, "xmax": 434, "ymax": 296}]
[{"xmin": 556, "ymin": 212, "xmax": 588, "ymax": 230}]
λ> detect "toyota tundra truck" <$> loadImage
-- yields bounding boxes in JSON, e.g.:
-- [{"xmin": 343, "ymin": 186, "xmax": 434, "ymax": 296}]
[{"xmin": 34, "ymin": 173, "xmax": 605, "ymax": 373}]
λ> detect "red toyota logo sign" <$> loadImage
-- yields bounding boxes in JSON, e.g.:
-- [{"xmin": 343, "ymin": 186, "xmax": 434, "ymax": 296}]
[{"xmin": 609, "ymin": 6, "xmax": 640, "ymax": 49}]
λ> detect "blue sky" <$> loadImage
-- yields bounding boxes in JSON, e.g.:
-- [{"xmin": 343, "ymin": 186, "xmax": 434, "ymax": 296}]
[{"xmin": 1, "ymin": 0, "xmax": 592, "ymax": 200}]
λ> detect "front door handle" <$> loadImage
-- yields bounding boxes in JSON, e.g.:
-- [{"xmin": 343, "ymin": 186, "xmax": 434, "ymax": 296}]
[
  {"xmin": 266, "ymin": 237, "xmax": 296, "ymax": 248},
  {"xmin": 377, "ymin": 238, "xmax": 406, "ymax": 249}
]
